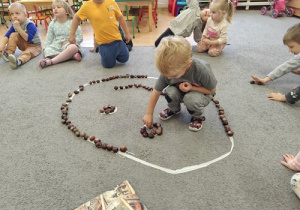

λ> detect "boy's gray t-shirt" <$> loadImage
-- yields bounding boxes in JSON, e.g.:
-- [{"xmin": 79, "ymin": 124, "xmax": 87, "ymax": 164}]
[{"xmin": 154, "ymin": 58, "xmax": 217, "ymax": 92}]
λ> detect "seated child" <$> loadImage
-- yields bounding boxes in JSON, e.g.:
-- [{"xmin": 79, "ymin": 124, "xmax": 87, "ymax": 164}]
[
  {"xmin": 251, "ymin": 23, "xmax": 300, "ymax": 104},
  {"xmin": 281, "ymin": 151, "xmax": 300, "ymax": 199},
  {"xmin": 155, "ymin": 0, "xmax": 210, "ymax": 47},
  {"xmin": 196, "ymin": 0, "xmax": 234, "ymax": 57},
  {"xmin": 0, "ymin": 2, "xmax": 42, "ymax": 69},
  {"xmin": 39, "ymin": 0, "xmax": 83, "ymax": 68},
  {"xmin": 143, "ymin": 36, "xmax": 217, "ymax": 131},
  {"xmin": 69, "ymin": 0, "xmax": 131, "ymax": 68}
]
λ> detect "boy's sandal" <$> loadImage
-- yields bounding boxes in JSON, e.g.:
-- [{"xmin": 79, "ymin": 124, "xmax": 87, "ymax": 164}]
[{"xmin": 39, "ymin": 58, "xmax": 52, "ymax": 68}]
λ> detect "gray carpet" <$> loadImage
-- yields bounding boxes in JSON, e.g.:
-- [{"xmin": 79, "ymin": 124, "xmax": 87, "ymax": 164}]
[{"xmin": 1, "ymin": 10, "xmax": 300, "ymax": 209}]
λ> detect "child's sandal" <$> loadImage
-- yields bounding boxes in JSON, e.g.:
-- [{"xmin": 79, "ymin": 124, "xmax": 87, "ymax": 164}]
[{"xmin": 39, "ymin": 58, "xmax": 52, "ymax": 68}]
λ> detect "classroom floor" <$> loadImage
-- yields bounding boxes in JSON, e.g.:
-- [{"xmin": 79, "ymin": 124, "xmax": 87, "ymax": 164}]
[{"xmin": 0, "ymin": 8, "xmax": 198, "ymax": 47}]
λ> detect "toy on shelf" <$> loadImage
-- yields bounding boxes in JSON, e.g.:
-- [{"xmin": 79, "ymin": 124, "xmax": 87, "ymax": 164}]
[{"xmin": 261, "ymin": 0, "xmax": 294, "ymax": 18}]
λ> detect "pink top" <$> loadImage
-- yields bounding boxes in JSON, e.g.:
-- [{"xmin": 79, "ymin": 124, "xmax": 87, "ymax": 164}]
[{"xmin": 288, "ymin": 152, "xmax": 300, "ymax": 171}]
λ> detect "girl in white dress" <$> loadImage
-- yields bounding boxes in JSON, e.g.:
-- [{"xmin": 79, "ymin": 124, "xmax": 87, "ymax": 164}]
[{"xmin": 39, "ymin": 0, "xmax": 83, "ymax": 68}]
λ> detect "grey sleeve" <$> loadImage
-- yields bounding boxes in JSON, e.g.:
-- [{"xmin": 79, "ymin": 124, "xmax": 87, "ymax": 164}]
[
  {"xmin": 154, "ymin": 74, "xmax": 168, "ymax": 92},
  {"xmin": 285, "ymin": 86, "xmax": 300, "ymax": 104},
  {"xmin": 267, "ymin": 56, "xmax": 300, "ymax": 80},
  {"xmin": 193, "ymin": 22, "xmax": 202, "ymax": 43}
]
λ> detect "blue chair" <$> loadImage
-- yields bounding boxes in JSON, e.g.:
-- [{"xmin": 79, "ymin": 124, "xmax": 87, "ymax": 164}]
[{"xmin": 176, "ymin": 0, "xmax": 187, "ymax": 16}]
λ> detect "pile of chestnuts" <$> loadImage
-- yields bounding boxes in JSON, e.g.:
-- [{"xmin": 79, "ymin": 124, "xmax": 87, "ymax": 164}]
[
  {"xmin": 100, "ymin": 105, "xmax": 116, "ymax": 114},
  {"xmin": 140, "ymin": 122, "xmax": 163, "ymax": 139}
]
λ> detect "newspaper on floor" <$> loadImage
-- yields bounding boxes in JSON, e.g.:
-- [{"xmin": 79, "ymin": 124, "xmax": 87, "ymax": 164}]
[{"xmin": 75, "ymin": 180, "xmax": 148, "ymax": 210}]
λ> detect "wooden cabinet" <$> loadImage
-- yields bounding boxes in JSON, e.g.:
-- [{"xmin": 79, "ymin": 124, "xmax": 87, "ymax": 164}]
[{"xmin": 287, "ymin": 0, "xmax": 300, "ymax": 17}]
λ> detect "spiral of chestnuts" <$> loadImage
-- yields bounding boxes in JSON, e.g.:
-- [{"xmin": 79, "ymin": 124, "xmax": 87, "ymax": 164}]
[
  {"xmin": 212, "ymin": 98, "xmax": 234, "ymax": 137},
  {"xmin": 61, "ymin": 74, "xmax": 152, "ymax": 154},
  {"xmin": 140, "ymin": 122, "xmax": 163, "ymax": 139}
]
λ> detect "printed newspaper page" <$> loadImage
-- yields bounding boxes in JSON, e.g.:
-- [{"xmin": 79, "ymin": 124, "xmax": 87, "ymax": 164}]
[{"xmin": 75, "ymin": 180, "xmax": 147, "ymax": 210}]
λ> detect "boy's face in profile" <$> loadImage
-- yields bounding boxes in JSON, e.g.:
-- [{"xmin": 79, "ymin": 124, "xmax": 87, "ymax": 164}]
[
  {"xmin": 286, "ymin": 41, "xmax": 300, "ymax": 55},
  {"xmin": 9, "ymin": 6, "xmax": 27, "ymax": 24}
]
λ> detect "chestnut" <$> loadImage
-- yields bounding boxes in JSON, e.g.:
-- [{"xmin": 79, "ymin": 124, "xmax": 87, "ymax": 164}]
[
  {"xmin": 148, "ymin": 133, "xmax": 154, "ymax": 139},
  {"xmin": 227, "ymin": 131, "xmax": 234, "ymax": 136},
  {"xmin": 74, "ymin": 90, "xmax": 79, "ymax": 94},
  {"xmin": 68, "ymin": 93, "xmax": 73, "ymax": 97},
  {"xmin": 101, "ymin": 143, "xmax": 107, "ymax": 150},
  {"xmin": 107, "ymin": 144, "xmax": 113, "ymax": 151},
  {"xmin": 156, "ymin": 127, "xmax": 163, "ymax": 135},
  {"xmin": 114, "ymin": 86, "xmax": 118, "ymax": 90},
  {"xmin": 90, "ymin": 136, "xmax": 95, "ymax": 141},
  {"xmin": 120, "ymin": 146, "xmax": 127, "ymax": 152},
  {"xmin": 112, "ymin": 147, "xmax": 119, "ymax": 153},
  {"xmin": 95, "ymin": 142, "xmax": 102, "ymax": 148}
]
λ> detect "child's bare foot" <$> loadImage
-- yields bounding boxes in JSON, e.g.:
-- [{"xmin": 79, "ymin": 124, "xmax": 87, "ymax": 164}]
[
  {"xmin": 73, "ymin": 52, "xmax": 82, "ymax": 62},
  {"xmin": 39, "ymin": 58, "xmax": 52, "ymax": 68},
  {"xmin": 293, "ymin": 69, "xmax": 300, "ymax": 74},
  {"xmin": 89, "ymin": 47, "xmax": 96, "ymax": 52}
]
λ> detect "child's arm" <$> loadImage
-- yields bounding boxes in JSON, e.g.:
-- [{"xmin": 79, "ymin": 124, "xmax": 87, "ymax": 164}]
[
  {"xmin": 281, "ymin": 152, "xmax": 300, "ymax": 171},
  {"xmin": 69, "ymin": 14, "xmax": 81, "ymax": 44},
  {"xmin": 179, "ymin": 82, "xmax": 216, "ymax": 95},
  {"xmin": 13, "ymin": 20, "xmax": 28, "ymax": 41},
  {"xmin": 117, "ymin": 15, "xmax": 131, "ymax": 43},
  {"xmin": 268, "ymin": 86, "xmax": 300, "ymax": 104},
  {"xmin": 75, "ymin": 26, "xmax": 83, "ymax": 45},
  {"xmin": 142, "ymin": 89, "xmax": 161, "ymax": 128},
  {"xmin": 251, "ymin": 75, "xmax": 271, "ymax": 85},
  {"xmin": 193, "ymin": 24, "xmax": 202, "ymax": 43}
]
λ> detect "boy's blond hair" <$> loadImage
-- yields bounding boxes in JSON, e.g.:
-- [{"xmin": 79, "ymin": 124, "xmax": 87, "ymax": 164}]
[
  {"xmin": 283, "ymin": 23, "xmax": 300, "ymax": 45},
  {"xmin": 155, "ymin": 36, "xmax": 192, "ymax": 76},
  {"xmin": 211, "ymin": 0, "xmax": 234, "ymax": 24},
  {"xmin": 52, "ymin": 0, "xmax": 74, "ymax": 20},
  {"xmin": 8, "ymin": 2, "xmax": 27, "ymax": 14}
]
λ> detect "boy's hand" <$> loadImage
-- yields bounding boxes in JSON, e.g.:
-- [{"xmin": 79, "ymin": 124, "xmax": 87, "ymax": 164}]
[
  {"xmin": 142, "ymin": 114, "xmax": 153, "ymax": 129},
  {"xmin": 267, "ymin": 92, "xmax": 286, "ymax": 102},
  {"xmin": 68, "ymin": 34, "xmax": 76, "ymax": 44},
  {"xmin": 280, "ymin": 154, "xmax": 296, "ymax": 170},
  {"xmin": 13, "ymin": 20, "xmax": 21, "ymax": 30},
  {"xmin": 179, "ymin": 82, "xmax": 192, "ymax": 92},
  {"xmin": 251, "ymin": 75, "xmax": 270, "ymax": 85},
  {"xmin": 124, "ymin": 34, "xmax": 131, "ymax": 44}
]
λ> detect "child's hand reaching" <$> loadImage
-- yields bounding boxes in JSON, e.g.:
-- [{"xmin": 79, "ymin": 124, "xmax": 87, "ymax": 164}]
[
  {"xmin": 251, "ymin": 75, "xmax": 271, "ymax": 85},
  {"xmin": 281, "ymin": 154, "xmax": 297, "ymax": 171},
  {"xmin": 267, "ymin": 92, "xmax": 286, "ymax": 102},
  {"xmin": 142, "ymin": 114, "xmax": 153, "ymax": 129}
]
